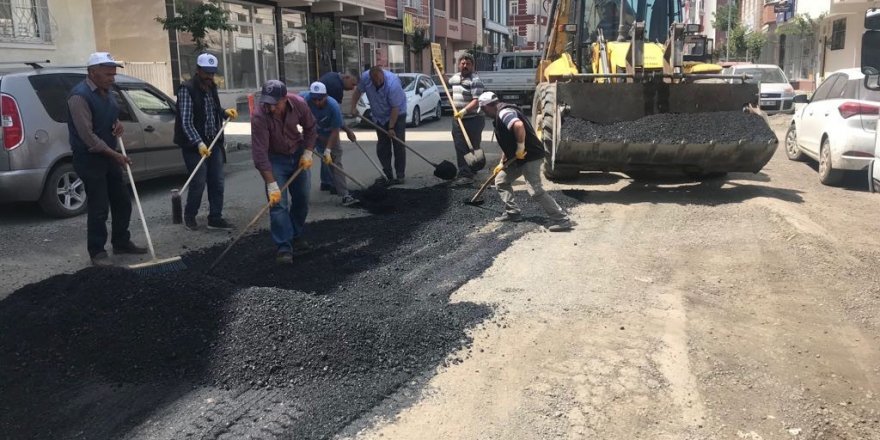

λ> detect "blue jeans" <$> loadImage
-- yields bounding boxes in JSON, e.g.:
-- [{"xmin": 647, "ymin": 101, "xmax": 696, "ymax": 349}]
[
  {"xmin": 269, "ymin": 150, "xmax": 311, "ymax": 253},
  {"xmin": 181, "ymin": 146, "xmax": 225, "ymax": 221},
  {"xmin": 315, "ymin": 142, "xmax": 334, "ymax": 188}
]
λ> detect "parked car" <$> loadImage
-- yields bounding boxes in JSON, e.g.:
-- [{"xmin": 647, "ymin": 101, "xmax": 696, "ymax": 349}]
[
  {"xmin": 785, "ymin": 68, "xmax": 880, "ymax": 185},
  {"xmin": 431, "ymin": 73, "xmax": 453, "ymax": 115},
  {"xmin": 722, "ymin": 63, "xmax": 795, "ymax": 114},
  {"xmin": 0, "ymin": 65, "xmax": 184, "ymax": 217},
  {"xmin": 356, "ymin": 73, "xmax": 442, "ymax": 127}
]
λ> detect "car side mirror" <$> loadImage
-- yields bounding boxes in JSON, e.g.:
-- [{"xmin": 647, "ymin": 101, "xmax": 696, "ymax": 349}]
[
  {"xmin": 792, "ymin": 94, "xmax": 809, "ymax": 104},
  {"xmin": 417, "ymin": 87, "xmax": 425, "ymax": 95}
]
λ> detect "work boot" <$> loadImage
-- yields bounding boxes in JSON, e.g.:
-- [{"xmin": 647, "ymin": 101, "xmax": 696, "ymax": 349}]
[
  {"xmin": 292, "ymin": 237, "xmax": 312, "ymax": 252},
  {"xmin": 375, "ymin": 176, "xmax": 390, "ymax": 186},
  {"xmin": 90, "ymin": 251, "xmax": 113, "ymax": 267},
  {"xmin": 184, "ymin": 217, "xmax": 198, "ymax": 231},
  {"xmin": 390, "ymin": 177, "xmax": 404, "ymax": 185},
  {"xmin": 494, "ymin": 212, "xmax": 523, "ymax": 222},
  {"xmin": 207, "ymin": 218, "xmax": 235, "ymax": 230},
  {"xmin": 320, "ymin": 183, "xmax": 333, "ymax": 192},
  {"xmin": 113, "ymin": 241, "xmax": 149, "ymax": 255},
  {"xmin": 275, "ymin": 251, "xmax": 293, "ymax": 265},
  {"xmin": 547, "ymin": 219, "xmax": 573, "ymax": 232}
]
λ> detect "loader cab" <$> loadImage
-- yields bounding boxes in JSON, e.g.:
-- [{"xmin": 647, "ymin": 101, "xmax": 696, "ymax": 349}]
[{"xmin": 861, "ymin": 8, "xmax": 880, "ymax": 192}]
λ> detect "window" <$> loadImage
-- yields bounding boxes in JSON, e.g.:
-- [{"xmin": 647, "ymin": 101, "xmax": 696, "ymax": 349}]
[
  {"xmin": 811, "ymin": 74, "xmax": 840, "ymax": 102},
  {"xmin": 435, "ymin": 0, "xmax": 445, "ymax": 12},
  {"xmin": 0, "ymin": 0, "xmax": 53, "ymax": 43},
  {"xmin": 463, "ymin": 0, "xmax": 475, "ymax": 19},
  {"xmin": 830, "ymin": 18, "xmax": 846, "ymax": 51},
  {"xmin": 405, "ymin": 0, "xmax": 422, "ymax": 8},
  {"xmin": 509, "ymin": 0, "xmax": 518, "ymax": 16},
  {"xmin": 450, "ymin": 0, "xmax": 458, "ymax": 19},
  {"xmin": 27, "ymin": 73, "xmax": 84, "ymax": 123},
  {"xmin": 827, "ymin": 73, "xmax": 849, "ymax": 99},
  {"xmin": 125, "ymin": 88, "xmax": 174, "ymax": 115}
]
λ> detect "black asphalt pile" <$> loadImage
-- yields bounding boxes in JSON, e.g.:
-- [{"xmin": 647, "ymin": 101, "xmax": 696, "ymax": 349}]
[
  {"xmin": 0, "ymin": 185, "xmax": 584, "ymax": 439},
  {"xmin": 561, "ymin": 111, "xmax": 777, "ymax": 144}
]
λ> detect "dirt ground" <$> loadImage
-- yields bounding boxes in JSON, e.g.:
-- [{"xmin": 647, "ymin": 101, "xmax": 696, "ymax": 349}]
[{"xmin": 341, "ymin": 115, "xmax": 880, "ymax": 440}]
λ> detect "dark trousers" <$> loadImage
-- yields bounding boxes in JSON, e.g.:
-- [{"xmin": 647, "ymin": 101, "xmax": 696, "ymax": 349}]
[
  {"xmin": 73, "ymin": 154, "xmax": 132, "ymax": 257},
  {"xmin": 375, "ymin": 114, "xmax": 407, "ymax": 179},
  {"xmin": 452, "ymin": 116, "xmax": 485, "ymax": 177},
  {"xmin": 181, "ymin": 146, "xmax": 225, "ymax": 221}
]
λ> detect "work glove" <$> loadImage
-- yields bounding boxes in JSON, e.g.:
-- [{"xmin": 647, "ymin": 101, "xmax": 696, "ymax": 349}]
[
  {"xmin": 299, "ymin": 154, "xmax": 313, "ymax": 169},
  {"xmin": 198, "ymin": 142, "xmax": 211, "ymax": 158},
  {"xmin": 322, "ymin": 149, "xmax": 333, "ymax": 165},
  {"xmin": 225, "ymin": 108, "xmax": 238, "ymax": 120},
  {"xmin": 267, "ymin": 181, "xmax": 281, "ymax": 207},
  {"xmin": 453, "ymin": 110, "xmax": 465, "ymax": 120},
  {"xmin": 493, "ymin": 162, "xmax": 505, "ymax": 175},
  {"xmin": 515, "ymin": 141, "xmax": 526, "ymax": 160}
]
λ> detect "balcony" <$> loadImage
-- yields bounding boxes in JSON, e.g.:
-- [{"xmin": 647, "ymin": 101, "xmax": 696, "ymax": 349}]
[{"xmin": 276, "ymin": 0, "xmax": 385, "ymax": 19}]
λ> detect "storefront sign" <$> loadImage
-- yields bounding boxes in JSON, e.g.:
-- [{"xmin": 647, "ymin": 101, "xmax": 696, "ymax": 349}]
[{"xmin": 403, "ymin": 12, "xmax": 428, "ymax": 35}]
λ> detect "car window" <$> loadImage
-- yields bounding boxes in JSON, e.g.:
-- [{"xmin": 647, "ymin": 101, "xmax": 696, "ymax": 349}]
[
  {"xmin": 418, "ymin": 78, "xmax": 431, "ymax": 91},
  {"xmin": 811, "ymin": 74, "xmax": 840, "ymax": 102},
  {"xmin": 125, "ymin": 88, "xmax": 174, "ymax": 115},
  {"xmin": 27, "ymin": 73, "xmax": 86, "ymax": 123},
  {"xmin": 399, "ymin": 75, "xmax": 416, "ymax": 91},
  {"xmin": 109, "ymin": 89, "xmax": 135, "ymax": 122},
  {"xmin": 738, "ymin": 67, "xmax": 787, "ymax": 84},
  {"xmin": 424, "ymin": 77, "xmax": 435, "ymax": 88},
  {"xmin": 502, "ymin": 57, "xmax": 515, "ymax": 69},
  {"xmin": 826, "ymin": 74, "xmax": 849, "ymax": 100}
]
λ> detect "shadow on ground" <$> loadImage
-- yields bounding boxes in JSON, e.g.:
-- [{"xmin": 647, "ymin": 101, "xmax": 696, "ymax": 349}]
[{"xmin": 0, "ymin": 185, "xmax": 584, "ymax": 439}]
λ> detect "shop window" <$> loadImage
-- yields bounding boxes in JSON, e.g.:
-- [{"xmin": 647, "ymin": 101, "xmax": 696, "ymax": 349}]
[
  {"xmin": 830, "ymin": 18, "xmax": 845, "ymax": 51},
  {"xmin": 450, "ymin": 0, "xmax": 458, "ymax": 19},
  {"xmin": 281, "ymin": 9, "xmax": 309, "ymax": 88}
]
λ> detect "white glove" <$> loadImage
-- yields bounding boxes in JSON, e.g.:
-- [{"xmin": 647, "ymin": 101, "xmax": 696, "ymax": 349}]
[{"xmin": 267, "ymin": 181, "xmax": 281, "ymax": 206}]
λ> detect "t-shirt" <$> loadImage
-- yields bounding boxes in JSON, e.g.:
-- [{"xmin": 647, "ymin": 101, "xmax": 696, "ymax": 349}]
[
  {"xmin": 448, "ymin": 72, "xmax": 484, "ymax": 117},
  {"xmin": 318, "ymin": 72, "xmax": 345, "ymax": 103},
  {"xmin": 299, "ymin": 92, "xmax": 343, "ymax": 137}
]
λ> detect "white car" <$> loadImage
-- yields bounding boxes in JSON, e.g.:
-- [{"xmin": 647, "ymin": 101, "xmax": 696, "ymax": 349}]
[
  {"xmin": 356, "ymin": 73, "xmax": 442, "ymax": 127},
  {"xmin": 786, "ymin": 68, "xmax": 880, "ymax": 185},
  {"xmin": 723, "ymin": 64, "xmax": 795, "ymax": 114}
]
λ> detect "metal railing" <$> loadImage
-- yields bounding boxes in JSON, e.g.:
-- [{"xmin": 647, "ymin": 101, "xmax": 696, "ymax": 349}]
[{"xmin": 0, "ymin": 0, "xmax": 53, "ymax": 44}]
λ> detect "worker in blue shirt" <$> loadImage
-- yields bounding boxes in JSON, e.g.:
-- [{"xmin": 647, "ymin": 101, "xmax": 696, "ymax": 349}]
[
  {"xmin": 301, "ymin": 82, "xmax": 358, "ymax": 206},
  {"xmin": 350, "ymin": 66, "xmax": 407, "ymax": 185}
]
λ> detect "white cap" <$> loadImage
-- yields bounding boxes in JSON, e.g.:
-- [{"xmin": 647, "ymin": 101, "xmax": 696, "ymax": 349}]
[
  {"xmin": 197, "ymin": 53, "xmax": 219, "ymax": 73},
  {"xmin": 309, "ymin": 81, "xmax": 327, "ymax": 96},
  {"xmin": 478, "ymin": 91, "xmax": 498, "ymax": 107},
  {"xmin": 87, "ymin": 52, "xmax": 123, "ymax": 68}
]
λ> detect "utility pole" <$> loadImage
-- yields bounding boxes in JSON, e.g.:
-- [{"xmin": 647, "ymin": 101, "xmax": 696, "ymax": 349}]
[
  {"xmin": 617, "ymin": 0, "xmax": 627, "ymax": 41},
  {"xmin": 725, "ymin": 0, "xmax": 735, "ymax": 62}
]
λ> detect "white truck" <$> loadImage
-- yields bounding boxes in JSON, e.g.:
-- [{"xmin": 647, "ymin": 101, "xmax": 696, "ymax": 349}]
[
  {"xmin": 863, "ymin": 8, "xmax": 880, "ymax": 191},
  {"xmin": 477, "ymin": 51, "xmax": 541, "ymax": 109}
]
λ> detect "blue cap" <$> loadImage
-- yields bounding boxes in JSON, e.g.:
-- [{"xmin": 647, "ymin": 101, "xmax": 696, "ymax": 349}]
[{"xmin": 259, "ymin": 79, "xmax": 287, "ymax": 105}]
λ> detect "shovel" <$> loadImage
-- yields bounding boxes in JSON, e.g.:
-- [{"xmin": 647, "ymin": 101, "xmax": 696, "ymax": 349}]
[
  {"xmin": 432, "ymin": 59, "xmax": 486, "ymax": 171},
  {"xmin": 309, "ymin": 149, "xmax": 388, "ymax": 202},
  {"xmin": 464, "ymin": 158, "xmax": 517, "ymax": 206},
  {"xmin": 358, "ymin": 115, "xmax": 457, "ymax": 180}
]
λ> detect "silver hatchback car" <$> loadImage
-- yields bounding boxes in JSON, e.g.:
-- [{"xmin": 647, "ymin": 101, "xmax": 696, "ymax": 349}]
[{"xmin": 0, "ymin": 66, "xmax": 184, "ymax": 217}]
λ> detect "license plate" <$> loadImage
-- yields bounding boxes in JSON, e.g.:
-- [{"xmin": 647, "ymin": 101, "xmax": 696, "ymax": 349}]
[
  {"xmin": 760, "ymin": 100, "xmax": 774, "ymax": 106},
  {"xmin": 503, "ymin": 95, "xmax": 519, "ymax": 100}
]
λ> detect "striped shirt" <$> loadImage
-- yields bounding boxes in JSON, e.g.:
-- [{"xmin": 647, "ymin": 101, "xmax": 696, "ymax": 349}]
[
  {"xmin": 177, "ymin": 86, "xmax": 220, "ymax": 147},
  {"xmin": 448, "ymin": 72, "xmax": 484, "ymax": 118}
]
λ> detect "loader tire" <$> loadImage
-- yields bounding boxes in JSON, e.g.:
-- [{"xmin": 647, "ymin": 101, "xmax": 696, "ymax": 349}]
[{"xmin": 536, "ymin": 83, "xmax": 579, "ymax": 182}]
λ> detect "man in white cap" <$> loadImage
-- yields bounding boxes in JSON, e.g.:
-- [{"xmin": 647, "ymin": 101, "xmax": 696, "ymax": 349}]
[
  {"xmin": 251, "ymin": 79, "xmax": 317, "ymax": 264},
  {"xmin": 173, "ymin": 53, "xmax": 238, "ymax": 231},
  {"xmin": 477, "ymin": 91, "xmax": 572, "ymax": 232},
  {"xmin": 300, "ymin": 81, "xmax": 358, "ymax": 207},
  {"xmin": 67, "ymin": 52, "xmax": 148, "ymax": 266}
]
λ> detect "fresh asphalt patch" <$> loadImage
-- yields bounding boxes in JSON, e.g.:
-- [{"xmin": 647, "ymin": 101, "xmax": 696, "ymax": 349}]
[{"xmin": 0, "ymin": 184, "xmax": 583, "ymax": 439}]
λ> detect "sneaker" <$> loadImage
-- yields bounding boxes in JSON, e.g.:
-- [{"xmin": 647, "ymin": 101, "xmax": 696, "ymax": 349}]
[
  {"xmin": 494, "ymin": 212, "xmax": 523, "ymax": 222},
  {"xmin": 451, "ymin": 176, "xmax": 474, "ymax": 187},
  {"xmin": 547, "ymin": 219, "xmax": 573, "ymax": 232},
  {"xmin": 184, "ymin": 217, "xmax": 198, "ymax": 231},
  {"xmin": 341, "ymin": 195, "xmax": 360, "ymax": 207},
  {"xmin": 113, "ymin": 241, "xmax": 149, "ymax": 255},
  {"xmin": 90, "ymin": 251, "xmax": 113, "ymax": 267},
  {"xmin": 207, "ymin": 218, "xmax": 235, "ymax": 230},
  {"xmin": 390, "ymin": 177, "xmax": 404, "ymax": 185},
  {"xmin": 275, "ymin": 251, "xmax": 293, "ymax": 265}
]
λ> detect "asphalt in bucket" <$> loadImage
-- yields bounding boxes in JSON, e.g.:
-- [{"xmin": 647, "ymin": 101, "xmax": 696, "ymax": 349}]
[{"xmin": 0, "ymin": 184, "xmax": 582, "ymax": 439}]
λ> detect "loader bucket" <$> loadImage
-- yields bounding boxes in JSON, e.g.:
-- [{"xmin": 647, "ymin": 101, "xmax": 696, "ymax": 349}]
[{"xmin": 540, "ymin": 81, "xmax": 778, "ymax": 177}]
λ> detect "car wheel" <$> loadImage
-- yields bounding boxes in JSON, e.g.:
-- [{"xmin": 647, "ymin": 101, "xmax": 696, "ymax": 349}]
[
  {"xmin": 434, "ymin": 104, "xmax": 442, "ymax": 120},
  {"xmin": 818, "ymin": 137, "xmax": 843, "ymax": 186},
  {"xmin": 785, "ymin": 124, "xmax": 804, "ymax": 161},
  {"xmin": 39, "ymin": 162, "xmax": 87, "ymax": 218},
  {"xmin": 411, "ymin": 106, "xmax": 420, "ymax": 127}
]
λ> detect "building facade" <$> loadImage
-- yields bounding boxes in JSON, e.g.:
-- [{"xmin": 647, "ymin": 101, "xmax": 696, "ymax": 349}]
[
  {"xmin": 820, "ymin": 0, "xmax": 879, "ymax": 78},
  {"xmin": 0, "ymin": 0, "xmax": 98, "ymax": 66},
  {"xmin": 483, "ymin": 0, "xmax": 509, "ymax": 53},
  {"xmin": 433, "ymin": 0, "xmax": 480, "ymax": 71},
  {"xmin": 508, "ymin": 0, "xmax": 547, "ymax": 51}
]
